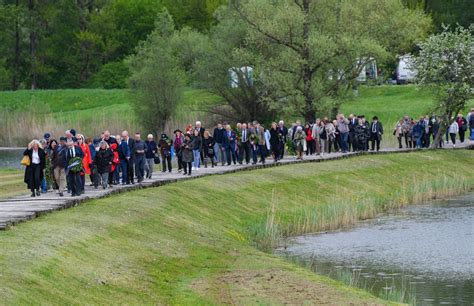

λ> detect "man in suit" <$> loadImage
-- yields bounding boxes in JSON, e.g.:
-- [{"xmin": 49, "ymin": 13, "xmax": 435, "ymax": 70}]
[
  {"xmin": 118, "ymin": 136, "xmax": 131, "ymax": 184},
  {"xmin": 133, "ymin": 132, "xmax": 147, "ymax": 183},
  {"xmin": 238, "ymin": 123, "xmax": 251, "ymax": 164},
  {"xmin": 122, "ymin": 131, "xmax": 135, "ymax": 184},
  {"xmin": 65, "ymin": 139, "xmax": 84, "ymax": 197},
  {"xmin": 253, "ymin": 121, "xmax": 266, "ymax": 164},
  {"xmin": 348, "ymin": 114, "xmax": 358, "ymax": 152},
  {"xmin": 369, "ymin": 116, "xmax": 384, "ymax": 151},
  {"xmin": 222, "ymin": 124, "xmax": 238, "ymax": 165}
]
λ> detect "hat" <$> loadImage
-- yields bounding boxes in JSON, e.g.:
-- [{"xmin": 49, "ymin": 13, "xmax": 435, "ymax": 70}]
[
  {"xmin": 161, "ymin": 133, "xmax": 168, "ymax": 140},
  {"xmin": 59, "ymin": 136, "xmax": 67, "ymax": 141},
  {"xmin": 44, "ymin": 133, "xmax": 51, "ymax": 139},
  {"xmin": 70, "ymin": 129, "xmax": 76, "ymax": 136},
  {"xmin": 173, "ymin": 129, "xmax": 182, "ymax": 134}
]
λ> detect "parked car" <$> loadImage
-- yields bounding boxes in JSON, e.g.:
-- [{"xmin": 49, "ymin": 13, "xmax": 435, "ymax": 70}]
[{"xmin": 396, "ymin": 54, "xmax": 416, "ymax": 84}]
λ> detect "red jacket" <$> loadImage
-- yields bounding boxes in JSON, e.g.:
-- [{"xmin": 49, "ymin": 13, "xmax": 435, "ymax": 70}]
[{"xmin": 305, "ymin": 129, "xmax": 313, "ymax": 141}]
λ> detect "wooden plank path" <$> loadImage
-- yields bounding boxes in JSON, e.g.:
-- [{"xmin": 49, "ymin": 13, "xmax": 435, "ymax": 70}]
[{"xmin": 1, "ymin": 141, "xmax": 472, "ymax": 230}]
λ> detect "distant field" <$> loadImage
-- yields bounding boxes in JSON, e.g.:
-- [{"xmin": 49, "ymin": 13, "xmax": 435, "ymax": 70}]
[
  {"xmin": 0, "ymin": 85, "xmax": 472, "ymax": 146},
  {"xmin": 341, "ymin": 85, "xmax": 473, "ymax": 128}
]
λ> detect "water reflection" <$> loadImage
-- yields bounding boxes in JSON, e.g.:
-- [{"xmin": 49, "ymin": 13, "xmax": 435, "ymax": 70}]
[
  {"xmin": 279, "ymin": 194, "xmax": 474, "ymax": 305},
  {"xmin": 0, "ymin": 148, "xmax": 24, "ymax": 169}
]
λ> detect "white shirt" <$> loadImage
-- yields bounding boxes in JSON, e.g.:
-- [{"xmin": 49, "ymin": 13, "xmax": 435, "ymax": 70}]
[{"xmin": 32, "ymin": 150, "xmax": 40, "ymax": 164}]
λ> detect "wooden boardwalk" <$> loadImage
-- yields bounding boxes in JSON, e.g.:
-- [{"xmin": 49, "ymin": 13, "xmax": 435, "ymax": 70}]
[{"xmin": 1, "ymin": 142, "xmax": 472, "ymax": 230}]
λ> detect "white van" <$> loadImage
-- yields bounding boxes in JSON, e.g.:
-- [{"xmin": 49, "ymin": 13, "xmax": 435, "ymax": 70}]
[{"xmin": 396, "ymin": 55, "xmax": 416, "ymax": 84}]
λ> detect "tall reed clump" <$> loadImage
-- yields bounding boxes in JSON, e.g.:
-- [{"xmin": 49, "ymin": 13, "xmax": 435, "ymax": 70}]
[{"xmin": 258, "ymin": 174, "xmax": 470, "ymax": 250}]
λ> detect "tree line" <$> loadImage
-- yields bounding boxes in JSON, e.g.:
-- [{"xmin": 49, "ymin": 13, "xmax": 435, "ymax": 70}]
[{"xmin": 0, "ymin": 0, "xmax": 225, "ymax": 90}]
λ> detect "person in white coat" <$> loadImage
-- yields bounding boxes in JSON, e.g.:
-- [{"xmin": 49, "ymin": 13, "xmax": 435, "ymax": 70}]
[{"xmin": 448, "ymin": 119, "xmax": 459, "ymax": 147}]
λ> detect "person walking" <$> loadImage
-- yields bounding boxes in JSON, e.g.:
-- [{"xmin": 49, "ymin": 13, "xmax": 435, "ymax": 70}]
[
  {"xmin": 23, "ymin": 140, "xmax": 46, "ymax": 197},
  {"xmin": 181, "ymin": 133, "xmax": 194, "ymax": 176},
  {"xmin": 50, "ymin": 139, "xmax": 66, "ymax": 196},
  {"xmin": 469, "ymin": 109, "xmax": 474, "ymax": 140},
  {"xmin": 311, "ymin": 119, "xmax": 322, "ymax": 155},
  {"xmin": 293, "ymin": 126, "xmax": 306, "ymax": 160},
  {"xmin": 304, "ymin": 123, "xmax": 314, "ymax": 155},
  {"xmin": 133, "ymin": 133, "xmax": 147, "ymax": 182},
  {"xmin": 277, "ymin": 120, "xmax": 288, "ymax": 159},
  {"xmin": 222, "ymin": 124, "xmax": 238, "ymax": 166},
  {"xmin": 324, "ymin": 119, "xmax": 336, "ymax": 153},
  {"xmin": 254, "ymin": 121, "xmax": 267, "ymax": 164},
  {"xmin": 456, "ymin": 113, "xmax": 467, "ymax": 143},
  {"xmin": 159, "ymin": 133, "xmax": 172, "ymax": 173},
  {"xmin": 337, "ymin": 114, "xmax": 350, "ymax": 153},
  {"xmin": 122, "ymin": 131, "xmax": 135, "ymax": 184},
  {"xmin": 448, "ymin": 119, "xmax": 459, "ymax": 147},
  {"xmin": 369, "ymin": 116, "xmax": 383, "ymax": 151},
  {"xmin": 239, "ymin": 123, "xmax": 251, "ymax": 164},
  {"xmin": 202, "ymin": 131, "xmax": 216, "ymax": 168},
  {"xmin": 348, "ymin": 114, "xmax": 358, "ymax": 152},
  {"xmin": 355, "ymin": 116, "xmax": 370, "ymax": 151},
  {"xmin": 77, "ymin": 134, "xmax": 92, "ymax": 190},
  {"xmin": 412, "ymin": 118, "xmax": 424, "ymax": 149},
  {"xmin": 393, "ymin": 120, "xmax": 403, "ymax": 149},
  {"xmin": 173, "ymin": 129, "xmax": 184, "ymax": 172},
  {"xmin": 269, "ymin": 122, "xmax": 283, "ymax": 162},
  {"xmin": 401, "ymin": 116, "xmax": 413, "ymax": 148},
  {"xmin": 213, "ymin": 122, "xmax": 226, "ymax": 166},
  {"xmin": 94, "ymin": 141, "xmax": 113, "ymax": 189},
  {"xmin": 65, "ymin": 139, "xmax": 84, "ymax": 197},
  {"xmin": 145, "ymin": 134, "xmax": 158, "ymax": 179},
  {"xmin": 191, "ymin": 129, "xmax": 202, "ymax": 170},
  {"xmin": 118, "ymin": 136, "xmax": 131, "ymax": 184}
]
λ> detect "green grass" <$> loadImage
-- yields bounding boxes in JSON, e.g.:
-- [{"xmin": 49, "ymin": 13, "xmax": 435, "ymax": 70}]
[
  {"xmin": 341, "ymin": 85, "xmax": 474, "ymax": 128},
  {"xmin": 0, "ymin": 150, "xmax": 472, "ymax": 304},
  {"xmin": 0, "ymin": 168, "xmax": 24, "ymax": 200},
  {"xmin": 1, "ymin": 85, "xmax": 473, "ymax": 147}
]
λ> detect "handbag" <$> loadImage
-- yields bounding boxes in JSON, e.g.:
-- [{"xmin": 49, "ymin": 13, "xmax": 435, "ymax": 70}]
[
  {"xmin": 154, "ymin": 155, "xmax": 161, "ymax": 164},
  {"xmin": 21, "ymin": 155, "xmax": 31, "ymax": 166}
]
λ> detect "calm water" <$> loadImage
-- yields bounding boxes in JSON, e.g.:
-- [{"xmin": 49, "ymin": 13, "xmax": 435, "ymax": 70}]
[
  {"xmin": 0, "ymin": 148, "xmax": 23, "ymax": 169},
  {"xmin": 279, "ymin": 194, "xmax": 474, "ymax": 305}
]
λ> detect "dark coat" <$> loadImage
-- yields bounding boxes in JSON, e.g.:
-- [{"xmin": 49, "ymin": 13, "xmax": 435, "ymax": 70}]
[
  {"xmin": 181, "ymin": 139, "xmax": 194, "ymax": 163},
  {"xmin": 355, "ymin": 124, "xmax": 370, "ymax": 142},
  {"xmin": 145, "ymin": 140, "xmax": 158, "ymax": 159},
  {"xmin": 213, "ymin": 127, "xmax": 225, "ymax": 144},
  {"xmin": 65, "ymin": 145, "xmax": 84, "ymax": 164},
  {"xmin": 126, "ymin": 138, "xmax": 136, "ymax": 160},
  {"xmin": 222, "ymin": 130, "xmax": 237, "ymax": 150},
  {"xmin": 370, "ymin": 121, "xmax": 384, "ymax": 140},
  {"xmin": 23, "ymin": 148, "xmax": 46, "ymax": 190},
  {"xmin": 94, "ymin": 148, "xmax": 114, "ymax": 174},
  {"xmin": 158, "ymin": 138, "xmax": 172, "ymax": 157},
  {"xmin": 51, "ymin": 145, "xmax": 67, "ymax": 169},
  {"xmin": 202, "ymin": 136, "xmax": 216, "ymax": 158},
  {"xmin": 270, "ymin": 128, "xmax": 282, "ymax": 148}
]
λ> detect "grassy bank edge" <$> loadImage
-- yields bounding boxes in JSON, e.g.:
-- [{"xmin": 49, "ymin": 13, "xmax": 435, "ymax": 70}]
[{"xmin": 0, "ymin": 149, "xmax": 472, "ymax": 304}]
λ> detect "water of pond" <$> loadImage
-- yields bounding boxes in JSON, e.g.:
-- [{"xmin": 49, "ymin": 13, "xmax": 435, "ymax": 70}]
[
  {"xmin": 278, "ymin": 193, "xmax": 474, "ymax": 305},
  {"xmin": 0, "ymin": 148, "xmax": 24, "ymax": 169}
]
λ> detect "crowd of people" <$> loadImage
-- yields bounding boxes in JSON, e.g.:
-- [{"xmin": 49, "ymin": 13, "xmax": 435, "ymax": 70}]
[{"xmin": 22, "ymin": 108, "xmax": 474, "ymax": 198}]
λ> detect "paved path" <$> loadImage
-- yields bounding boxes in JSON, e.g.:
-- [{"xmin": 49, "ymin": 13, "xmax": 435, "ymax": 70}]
[{"xmin": 1, "ymin": 141, "xmax": 472, "ymax": 230}]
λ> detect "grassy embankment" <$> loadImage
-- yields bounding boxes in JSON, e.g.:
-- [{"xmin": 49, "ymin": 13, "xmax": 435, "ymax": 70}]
[
  {"xmin": 1, "ymin": 85, "xmax": 473, "ymax": 147},
  {"xmin": 0, "ymin": 150, "xmax": 472, "ymax": 304},
  {"xmin": 0, "ymin": 168, "xmax": 24, "ymax": 200},
  {"xmin": 0, "ymin": 88, "xmax": 223, "ymax": 146}
]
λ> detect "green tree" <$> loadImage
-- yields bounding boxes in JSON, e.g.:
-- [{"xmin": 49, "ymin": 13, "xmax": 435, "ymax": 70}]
[
  {"xmin": 413, "ymin": 25, "xmax": 474, "ymax": 147},
  {"xmin": 127, "ymin": 9, "xmax": 185, "ymax": 134},
  {"xmin": 228, "ymin": 0, "xmax": 431, "ymax": 121}
]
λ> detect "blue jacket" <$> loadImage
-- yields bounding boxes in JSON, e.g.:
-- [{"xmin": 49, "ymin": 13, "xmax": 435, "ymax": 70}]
[
  {"xmin": 222, "ymin": 130, "xmax": 237, "ymax": 150},
  {"xmin": 119, "ymin": 140, "xmax": 130, "ymax": 161},
  {"xmin": 412, "ymin": 122, "xmax": 423, "ymax": 138}
]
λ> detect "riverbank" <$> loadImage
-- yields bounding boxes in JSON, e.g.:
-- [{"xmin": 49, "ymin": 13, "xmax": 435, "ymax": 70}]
[{"xmin": 0, "ymin": 150, "xmax": 472, "ymax": 304}]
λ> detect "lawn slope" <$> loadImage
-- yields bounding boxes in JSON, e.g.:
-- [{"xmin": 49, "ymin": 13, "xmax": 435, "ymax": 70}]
[{"xmin": 0, "ymin": 150, "xmax": 472, "ymax": 304}]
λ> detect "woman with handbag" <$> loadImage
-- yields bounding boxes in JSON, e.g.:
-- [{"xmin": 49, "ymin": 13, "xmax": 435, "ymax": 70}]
[
  {"xmin": 202, "ymin": 131, "xmax": 216, "ymax": 168},
  {"xmin": 23, "ymin": 139, "xmax": 46, "ymax": 197}
]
